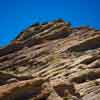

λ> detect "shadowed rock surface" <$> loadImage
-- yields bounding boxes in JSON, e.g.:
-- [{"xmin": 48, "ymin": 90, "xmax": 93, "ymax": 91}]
[{"xmin": 0, "ymin": 19, "xmax": 100, "ymax": 100}]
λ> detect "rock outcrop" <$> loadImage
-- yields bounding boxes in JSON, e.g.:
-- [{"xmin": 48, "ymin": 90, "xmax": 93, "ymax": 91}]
[{"xmin": 0, "ymin": 19, "xmax": 100, "ymax": 100}]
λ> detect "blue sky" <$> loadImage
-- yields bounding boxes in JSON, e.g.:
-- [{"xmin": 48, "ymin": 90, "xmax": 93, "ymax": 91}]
[{"xmin": 0, "ymin": 0, "xmax": 100, "ymax": 47}]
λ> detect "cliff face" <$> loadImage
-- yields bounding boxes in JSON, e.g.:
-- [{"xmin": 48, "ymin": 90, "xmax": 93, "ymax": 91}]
[{"xmin": 0, "ymin": 19, "xmax": 100, "ymax": 100}]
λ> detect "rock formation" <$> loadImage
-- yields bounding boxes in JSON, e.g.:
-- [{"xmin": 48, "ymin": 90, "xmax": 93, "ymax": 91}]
[{"xmin": 0, "ymin": 19, "xmax": 100, "ymax": 100}]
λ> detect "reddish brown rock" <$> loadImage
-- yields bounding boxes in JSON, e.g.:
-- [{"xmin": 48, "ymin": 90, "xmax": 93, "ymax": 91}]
[{"xmin": 0, "ymin": 19, "xmax": 100, "ymax": 100}]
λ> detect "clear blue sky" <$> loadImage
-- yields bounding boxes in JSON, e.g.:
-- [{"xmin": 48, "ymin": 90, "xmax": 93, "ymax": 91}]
[{"xmin": 0, "ymin": 0, "xmax": 100, "ymax": 47}]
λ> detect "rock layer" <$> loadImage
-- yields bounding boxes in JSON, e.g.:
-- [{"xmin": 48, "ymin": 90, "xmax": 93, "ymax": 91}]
[{"xmin": 0, "ymin": 19, "xmax": 100, "ymax": 100}]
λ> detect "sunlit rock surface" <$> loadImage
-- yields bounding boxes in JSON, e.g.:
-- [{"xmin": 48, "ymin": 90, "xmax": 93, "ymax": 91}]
[{"xmin": 0, "ymin": 19, "xmax": 100, "ymax": 100}]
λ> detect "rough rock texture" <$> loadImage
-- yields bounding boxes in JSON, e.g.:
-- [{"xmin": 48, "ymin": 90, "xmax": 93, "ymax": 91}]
[{"xmin": 0, "ymin": 19, "xmax": 100, "ymax": 100}]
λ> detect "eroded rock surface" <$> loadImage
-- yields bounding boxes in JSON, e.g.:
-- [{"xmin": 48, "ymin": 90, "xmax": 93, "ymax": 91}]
[{"xmin": 0, "ymin": 19, "xmax": 100, "ymax": 100}]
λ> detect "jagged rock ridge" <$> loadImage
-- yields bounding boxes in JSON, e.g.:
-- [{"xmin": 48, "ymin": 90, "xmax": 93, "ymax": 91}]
[{"xmin": 0, "ymin": 19, "xmax": 100, "ymax": 100}]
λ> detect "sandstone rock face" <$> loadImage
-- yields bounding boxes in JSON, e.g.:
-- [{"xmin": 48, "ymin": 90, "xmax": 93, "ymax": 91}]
[{"xmin": 0, "ymin": 19, "xmax": 100, "ymax": 100}]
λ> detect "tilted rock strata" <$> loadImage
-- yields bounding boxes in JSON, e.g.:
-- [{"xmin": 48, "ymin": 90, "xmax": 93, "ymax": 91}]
[{"xmin": 0, "ymin": 19, "xmax": 100, "ymax": 100}]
